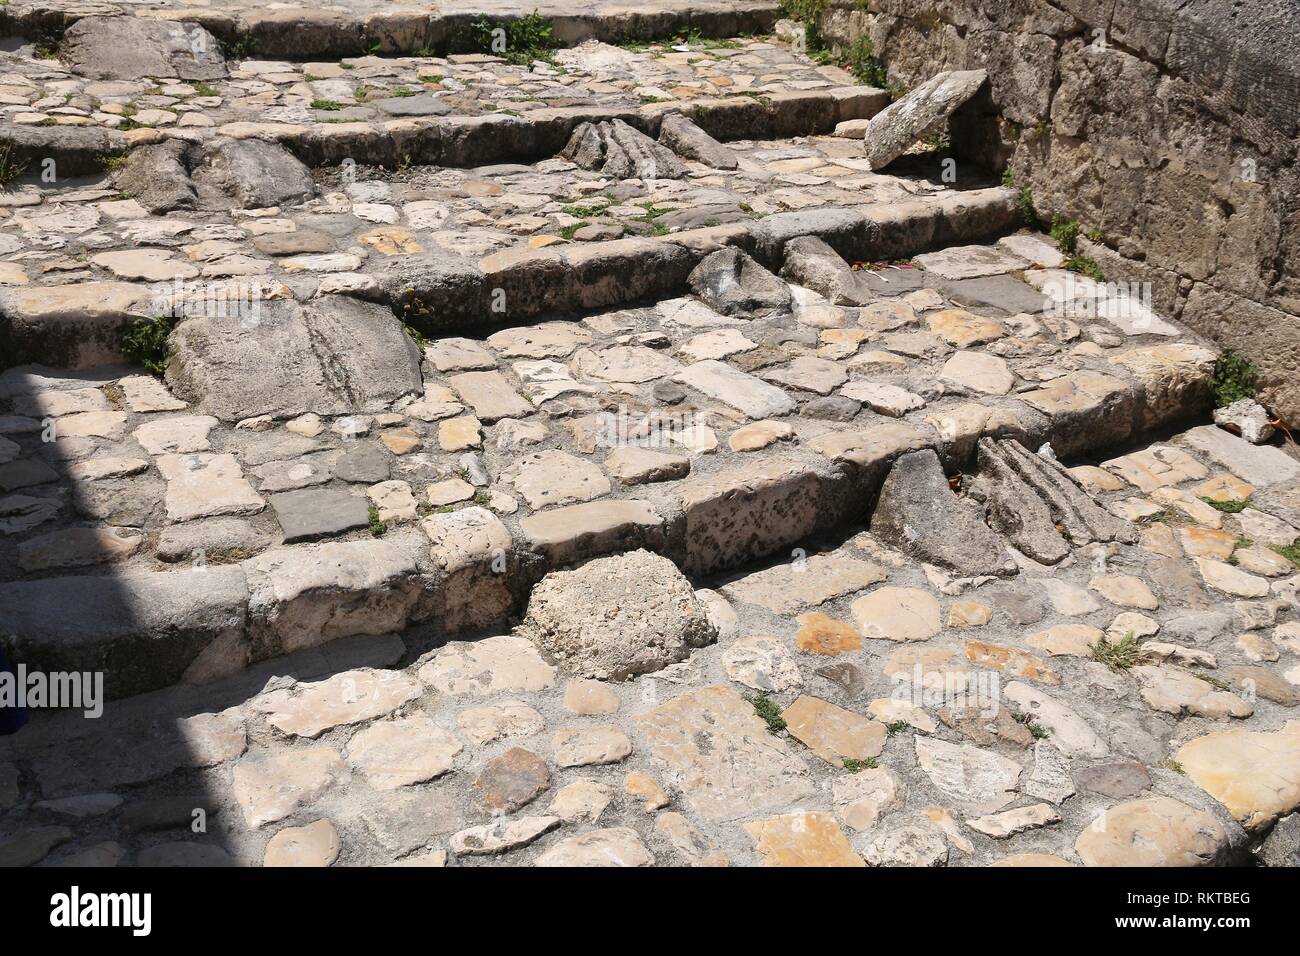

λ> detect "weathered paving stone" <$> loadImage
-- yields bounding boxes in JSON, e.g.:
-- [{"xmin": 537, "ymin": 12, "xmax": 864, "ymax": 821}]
[
  {"xmin": 17, "ymin": 525, "xmax": 143, "ymax": 572},
  {"xmin": 635, "ymin": 685, "xmax": 813, "ymax": 823},
  {"xmin": 745, "ymin": 811, "xmax": 865, "ymax": 867},
  {"xmin": 232, "ymin": 746, "xmax": 346, "ymax": 828},
  {"xmin": 548, "ymin": 780, "xmax": 616, "ymax": 824},
  {"xmin": 419, "ymin": 636, "xmax": 556, "ymax": 696},
  {"xmin": 862, "ymin": 821, "xmax": 950, "ymax": 867},
  {"xmin": 552, "ymin": 726, "xmax": 633, "ymax": 768},
  {"xmin": 535, "ymin": 827, "xmax": 654, "ymax": 867},
  {"xmin": 0, "ymin": 826, "xmax": 72, "ymax": 868},
  {"xmin": 450, "ymin": 816, "xmax": 561, "ymax": 857},
  {"xmin": 264, "ymin": 819, "xmax": 340, "ymax": 867},
  {"xmin": 795, "ymin": 611, "xmax": 864, "ymax": 655},
  {"xmin": 674, "ymin": 360, "xmax": 796, "ymax": 419},
  {"xmin": 503, "ymin": 450, "xmax": 611, "ymax": 509},
  {"xmin": 522, "ymin": 550, "xmax": 717, "ymax": 680},
  {"xmin": 721, "ymin": 553, "xmax": 886, "ymax": 615},
  {"xmin": 458, "ymin": 700, "xmax": 546, "ymax": 745},
  {"xmin": 252, "ymin": 670, "xmax": 420, "ymax": 738},
  {"xmin": 722, "ymin": 635, "xmax": 804, "ymax": 692},
  {"xmin": 1132, "ymin": 665, "xmax": 1253, "ymax": 719},
  {"xmin": 269, "ymin": 488, "xmax": 369, "ymax": 542},
  {"xmin": 967, "ymin": 803, "xmax": 1061, "ymax": 838},
  {"xmin": 1076, "ymin": 797, "xmax": 1229, "ymax": 866},
  {"xmin": 851, "ymin": 586, "xmax": 942, "ymax": 642},
  {"xmin": 782, "ymin": 696, "xmax": 886, "ymax": 766},
  {"xmin": 1175, "ymin": 724, "xmax": 1300, "ymax": 831},
  {"xmin": 472, "ymin": 747, "xmax": 551, "ymax": 816},
  {"xmin": 914, "ymin": 737, "xmax": 1021, "ymax": 814},
  {"xmin": 158, "ymin": 453, "xmax": 264, "ymax": 523}
]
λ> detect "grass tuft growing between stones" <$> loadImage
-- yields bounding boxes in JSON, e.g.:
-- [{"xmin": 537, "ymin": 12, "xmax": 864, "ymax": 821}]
[
  {"xmin": 367, "ymin": 503, "xmax": 388, "ymax": 537},
  {"xmin": 885, "ymin": 720, "xmax": 909, "ymax": 736},
  {"xmin": 1274, "ymin": 542, "xmax": 1300, "ymax": 568},
  {"xmin": 120, "ymin": 316, "xmax": 177, "ymax": 377},
  {"xmin": 1012, "ymin": 711, "xmax": 1050, "ymax": 739},
  {"xmin": 842, "ymin": 757, "xmax": 878, "ymax": 772},
  {"xmin": 745, "ymin": 692, "xmax": 787, "ymax": 735},
  {"xmin": 0, "ymin": 143, "xmax": 28, "ymax": 188},
  {"xmin": 1091, "ymin": 632, "xmax": 1139, "ymax": 671},
  {"xmin": 1211, "ymin": 350, "xmax": 1258, "ymax": 407},
  {"xmin": 1199, "ymin": 496, "xmax": 1249, "ymax": 513}
]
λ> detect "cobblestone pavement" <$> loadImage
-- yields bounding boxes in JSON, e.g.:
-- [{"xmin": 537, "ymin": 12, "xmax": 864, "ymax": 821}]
[{"xmin": 2, "ymin": 15, "xmax": 1299, "ymax": 869}]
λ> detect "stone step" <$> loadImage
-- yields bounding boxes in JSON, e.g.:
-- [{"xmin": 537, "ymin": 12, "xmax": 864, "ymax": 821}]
[
  {"xmin": 0, "ymin": 2, "xmax": 783, "ymax": 60},
  {"xmin": 0, "ymin": 85, "xmax": 890, "ymax": 183},
  {"xmin": 0, "ymin": 333, "xmax": 1219, "ymax": 700}
]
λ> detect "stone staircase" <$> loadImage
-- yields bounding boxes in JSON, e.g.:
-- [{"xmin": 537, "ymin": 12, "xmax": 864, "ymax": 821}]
[{"xmin": 2, "ymin": 14, "xmax": 1299, "ymax": 870}]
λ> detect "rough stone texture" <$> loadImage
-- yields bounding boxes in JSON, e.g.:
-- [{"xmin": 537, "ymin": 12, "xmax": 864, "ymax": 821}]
[
  {"xmin": 61, "ymin": 17, "xmax": 227, "ymax": 81},
  {"xmin": 167, "ymin": 296, "xmax": 422, "ymax": 422},
  {"xmin": 871, "ymin": 448, "xmax": 1016, "ymax": 576},
  {"xmin": 658, "ymin": 112, "xmax": 739, "ymax": 170},
  {"xmin": 862, "ymin": 70, "xmax": 987, "ymax": 170},
  {"xmin": 562, "ymin": 119, "xmax": 687, "ymax": 180},
  {"xmin": 636, "ymin": 685, "xmax": 813, "ymax": 823},
  {"xmin": 687, "ymin": 248, "xmax": 793, "ymax": 318},
  {"xmin": 192, "ymin": 137, "xmax": 316, "ymax": 210},
  {"xmin": 821, "ymin": 0, "xmax": 1300, "ymax": 422},
  {"xmin": 522, "ymin": 550, "xmax": 717, "ymax": 680}
]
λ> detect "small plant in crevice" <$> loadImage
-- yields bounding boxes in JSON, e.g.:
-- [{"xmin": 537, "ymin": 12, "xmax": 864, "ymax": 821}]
[
  {"xmin": 842, "ymin": 757, "xmax": 878, "ymax": 773},
  {"xmin": 1159, "ymin": 757, "xmax": 1185, "ymax": 774},
  {"xmin": 1000, "ymin": 167, "xmax": 1015, "ymax": 188},
  {"xmin": 0, "ymin": 143, "xmax": 29, "ymax": 188},
  {"xmin": 219, "ymin": 34, "xmax": 258, "ymax": 61},
  {"xmin": 470, "ymin": 11, "xmax": 559, "ymax": 66},
  {"xmin": 841, "ymin": 33, "xmax": 887, "ymax": 87},
  {"xmin": 1091, "ymin": 632, "xmax": 1139, "ymax": 671},
  {"xmin": 120, "ymin": 316, "xmax": 177, "ymax": 377},
  {"xmin": 1199, "ymin": 496, "xmax": 1249, "ymax": 514},
  {"xmin": 1049, "ymin": 215, "xmax": 1081, "ymax": 255},
  {"xmin": 1274, "ymin": 542, "xmax": 1300, "ymax": 568},
  {"xmin": 1012, "ymin": 711, "xmax": 1050, "ymax": 739},
  {"xmin": 1211, "ymin": 350, "xmax": 1258, "ymax": 408},
  {"xmin": 745, "ymin": 692, "xmax": 787, "ymax": 735},
  {"xmin": 367, "ymin": 503, "xmax": 388, "ymax": 537},
  {"xmin": 885, "ymin": 720, "xmax": 909, "ymax": 736},
  {"xmin": 1017, "ymin": 186, "xmax": 1038, "ymax": 228}
]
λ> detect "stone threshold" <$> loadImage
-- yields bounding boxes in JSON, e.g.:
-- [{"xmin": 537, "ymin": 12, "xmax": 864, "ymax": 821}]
[
  {"xmin": 0, "ymin": 3, "xmax": 783, "ymax": 59},
  {"xmin": 0, "ymin": 339, "xmax": 1218, "ymax": 702},
  {"xmin": 0, "ymin": 186, "xmax": 1019, "ymax": 370}
]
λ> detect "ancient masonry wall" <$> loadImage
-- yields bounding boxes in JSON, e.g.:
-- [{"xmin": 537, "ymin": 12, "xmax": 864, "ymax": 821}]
[{"xmin": 819, "ymin": 0, "xmax": 1300, "ymax": 423}]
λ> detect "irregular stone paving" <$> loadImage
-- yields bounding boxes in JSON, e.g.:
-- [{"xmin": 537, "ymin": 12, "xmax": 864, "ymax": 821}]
[
  {"xmin": 2, "ymin": 19, "xmax": 1299, "ymax": 868},
  {"xmin": 0, "ymin": 35, "xmax": 853, "ymax": 135},
  {"xmin": 3, "ymin": 416, "xmax": 1299, "ymax": 867}
]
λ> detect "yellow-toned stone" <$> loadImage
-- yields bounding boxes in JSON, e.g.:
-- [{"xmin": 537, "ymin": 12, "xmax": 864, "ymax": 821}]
[
  {"xmin": 379, "ymin": 427, "xmax": 421, "ymax": 455},
  {"xmin": 794, "ymin": 611, "xmax": 863, "ymax": 655},
  {"xmin": 359, "ymin": 226, "xmax": 423, "ymax": 255},
  {"xmin": 965, "ymin": 640, "xmax": 1059, "ymax": 684},
  {"xmin": 1025, "ymin": 623, "xmax": 1104, "ymax": 657},
  {"xmin": 1076, "ymin": 797, "xmax": 1227, "ymax": 866},
  {"xmin": 1177, "ymin": 526, "xmax": 1236, "ymax": 559},
  {"xmin": 744, "ymin": 811, "xmax": 865, "ymax": 867},
  {"xmin": 1175, "ymin": 723, "xmax": 1300, "ymax": 831},
  {"xmin": 1194, "ymin": 472, "xmax": 1255, "ymax": 502},
  {"xmin": 782, "ymin": 695, "xmax": 886, "ymax": 766},
  {"xmin": 948, "ymin": 600, "xmax": 992, "ymax": 627}
]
